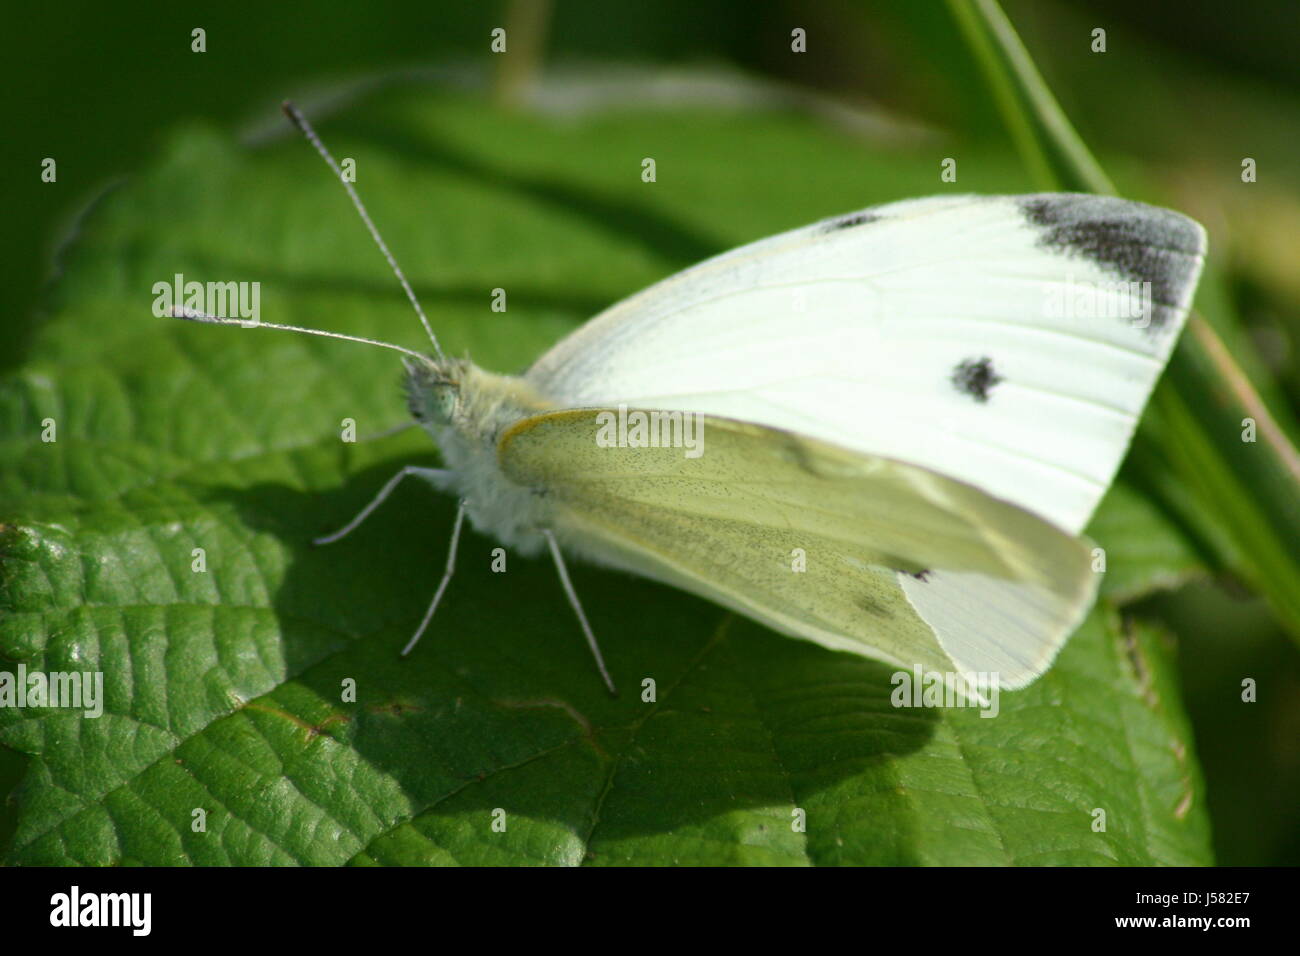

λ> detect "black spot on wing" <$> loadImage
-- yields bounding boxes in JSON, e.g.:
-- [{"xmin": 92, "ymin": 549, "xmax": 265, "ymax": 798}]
[
  {"xmin": 950, "ymin": 357, "xmax": 1001, "ymax": 403},
  {"xmin": 1020, "ymin": 195, "xmax": 1205, "ymax": 330},
  {"xmin": 819, "ymin": 211, "xmax": 880, "ymax": 234}
]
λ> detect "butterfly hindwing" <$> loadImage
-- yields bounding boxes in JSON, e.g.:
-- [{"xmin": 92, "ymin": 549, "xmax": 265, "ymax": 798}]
[{"xmin": 498, "ymin": 409, "xmax": 1096, "ymax": 686}]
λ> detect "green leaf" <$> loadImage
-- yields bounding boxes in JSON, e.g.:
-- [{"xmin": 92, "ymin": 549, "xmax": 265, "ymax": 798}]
[
  {"xmin": 1087, "ymin": 479, "xmax": 1202, "ymax": 604},
  {"xmin": 0, "ymin": 90, "xmax": 1210, "ymax": 865}
]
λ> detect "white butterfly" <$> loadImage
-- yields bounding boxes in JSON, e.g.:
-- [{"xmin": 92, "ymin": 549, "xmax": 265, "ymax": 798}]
[{"xmin": 177, "ymin": 104, "xmax": 1207, "ymax": 696}]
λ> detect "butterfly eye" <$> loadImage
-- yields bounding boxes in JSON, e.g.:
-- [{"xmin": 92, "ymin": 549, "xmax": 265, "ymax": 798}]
[
  {"xmin": 404, "ymin": 359, "xmax": 459, "ymax": 425},
  {"xmin": 431, "ymin": 382, "xmax": 458, "ymax": 422},
  {"xmin": 410, "ymin": 380, "xmax": 459, "ymax": 425}
]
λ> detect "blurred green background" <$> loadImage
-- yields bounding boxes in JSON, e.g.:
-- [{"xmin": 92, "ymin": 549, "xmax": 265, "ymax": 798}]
[{"xmin": 3, "ymin": 0, "xmax": 1297, "ymax": 864}]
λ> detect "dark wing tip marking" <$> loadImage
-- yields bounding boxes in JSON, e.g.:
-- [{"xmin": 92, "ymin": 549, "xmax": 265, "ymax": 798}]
[
  {"xmin": 1020, "ymin": 195, "xmax": 1207, "ymax": 331},
  {"xmin": 819, "ymin": 211, "xmax": 880, "ymax": 234},
  {"xmin": 950, "ymin": 356, "xmax": 1001, "ymax": 403}
]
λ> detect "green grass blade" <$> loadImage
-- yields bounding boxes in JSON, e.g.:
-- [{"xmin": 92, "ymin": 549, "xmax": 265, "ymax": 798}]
[{"xmin": 946, "ymin": 0, "xmax": 1115, "ymax": 194}]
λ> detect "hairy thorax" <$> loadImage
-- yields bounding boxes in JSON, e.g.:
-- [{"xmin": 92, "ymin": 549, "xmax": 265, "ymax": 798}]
[{"xmin": 414, "ymin": 360, "xmax": 558, "ymax": 557}]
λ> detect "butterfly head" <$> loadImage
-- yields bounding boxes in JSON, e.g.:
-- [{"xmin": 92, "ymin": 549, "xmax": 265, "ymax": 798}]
[{"xmin": 403, "ymin": 355, "xmax": 464, "ymax": 426}]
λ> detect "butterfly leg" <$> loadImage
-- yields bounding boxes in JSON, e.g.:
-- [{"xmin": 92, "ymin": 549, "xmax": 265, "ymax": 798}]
[
  {"xmin": 401, "ymin": 498, "xmax": 467, "ymax": 656},
  {"xmin": 544, "ymin": 530, "xmax": 618, "ymax": 697},
  {"xmin": 314, "ymin": 466, "xmax": 452, "ymax": 546}
]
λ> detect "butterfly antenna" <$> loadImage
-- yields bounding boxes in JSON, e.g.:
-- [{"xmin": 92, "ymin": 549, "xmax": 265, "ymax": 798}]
[
  {"xmin": 281, "ymin": 99, "xmax": 445, "ymax": 361},
  {"xmin": 170, "ymin": 308, "xmax": 434, "ymax": 364}
]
